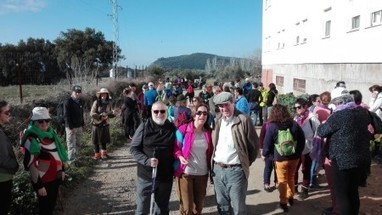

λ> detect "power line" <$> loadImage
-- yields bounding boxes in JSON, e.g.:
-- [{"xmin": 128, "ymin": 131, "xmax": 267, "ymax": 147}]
[{"xmin": 110, "ymin": 0, "xmax": 122, "ymax": 78}]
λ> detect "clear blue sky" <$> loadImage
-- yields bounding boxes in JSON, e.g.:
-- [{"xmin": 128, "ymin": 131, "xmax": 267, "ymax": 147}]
[{"xmin": 0, "ymin": 0, "xmax": 262, "ymax": 67}]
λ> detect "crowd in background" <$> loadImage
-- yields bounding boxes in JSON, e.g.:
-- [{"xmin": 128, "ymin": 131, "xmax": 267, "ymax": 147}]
[{"xmin": 1, "ymin": 77, "xmax": 381, "ymax": 214}]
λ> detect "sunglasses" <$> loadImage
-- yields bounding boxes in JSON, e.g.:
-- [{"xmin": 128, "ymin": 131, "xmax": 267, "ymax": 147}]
[
  {"xmin": 196, "ymin": 111, "xmax": 208, "ymax": 116},
  {"xmin": 293, "ymin": 106, "xmax": 302, "ymax": 110},
  {"xmin": 1, "ymin": 111, "xmax": 10, "ymax": 116},
  {"xmin": 153, "ymin": 110, "xmax": 166, "ymax": 114},
  {"xmin": 37, "ymin": 119, "xmax": 51, "ymax": 124},
  {"xmin": 192, "ymin": 100, "xmax": 198, "ymax": 102}
]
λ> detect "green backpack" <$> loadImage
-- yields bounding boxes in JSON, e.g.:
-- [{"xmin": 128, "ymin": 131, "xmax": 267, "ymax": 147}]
[{"xmin": 275, "ymin": 128, "xmax": 296, "ymax": 156}]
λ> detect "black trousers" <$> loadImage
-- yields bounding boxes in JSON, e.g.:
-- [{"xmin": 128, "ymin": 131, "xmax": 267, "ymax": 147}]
[
  {"xmin": 36, "ymin": 180, "xmax": 60, "ymax": 215},
  {"xmin": 0, "ymin": 180, "xmax": 13, "ymax": 215},
  {"xmin": 332, "ymin": 161, "xmax": 362, "ymax": 215}
]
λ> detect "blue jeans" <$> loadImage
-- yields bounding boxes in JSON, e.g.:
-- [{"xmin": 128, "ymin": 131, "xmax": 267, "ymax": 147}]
[
  {"xmin": 310, "ymin": 159, "xmax": 318, "ymax": 185},
  {"xmin": 213, "ymin": 165, "xmax": 248, "ymax": 215},
  {"xmin": 135, "ymin": 177, "xmax": 173, "ymax": 215},
  {"xmin": 263, "ymin": 156, "xmax": 277, "ymax": 185}
]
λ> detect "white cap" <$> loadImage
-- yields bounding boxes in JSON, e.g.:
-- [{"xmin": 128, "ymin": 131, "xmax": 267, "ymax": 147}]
[
  {"xmin": 331, "ymin": 87, "xmax": 349, "ymax": 101},
  {"xmin": 31, "ymin": 107, "xmax": 51, "ymax": 121}
]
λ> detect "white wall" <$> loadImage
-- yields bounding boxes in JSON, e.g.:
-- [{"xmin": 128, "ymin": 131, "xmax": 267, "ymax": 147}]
[{"xmin": 262, "ymin": 0, "xmax": 382, "ymax": 65}]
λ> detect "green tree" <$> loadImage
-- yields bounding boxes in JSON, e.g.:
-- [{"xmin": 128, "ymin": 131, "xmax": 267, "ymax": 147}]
[{"xmin": 54, "ymin": 28, "xmax": 121, "ymax": 81}]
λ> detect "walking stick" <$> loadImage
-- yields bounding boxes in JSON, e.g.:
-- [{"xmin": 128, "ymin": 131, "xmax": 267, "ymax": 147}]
[{"xmin": 149, "ymin": 149, "xmax": 157, "ymax": 215}]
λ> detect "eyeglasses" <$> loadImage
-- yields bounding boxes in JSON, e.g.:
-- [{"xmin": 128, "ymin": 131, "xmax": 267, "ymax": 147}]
[
  {"xmin": 192, "ymin": 100, "xmax": 197, "ymax": 102},
  {"xmin": 37, "ymin": 119, "xmax": 51, "ymax": 124},
  {"xmin": 293, "ymin": 106, "xmax": 302, "ymax": 110},
  {"xmin": 153, "ymin": 110, "xmax": 166, "ymax": 114},
  {"xmin": 195, "ymin": 111, "xmax": 208, "ymax": 116}
]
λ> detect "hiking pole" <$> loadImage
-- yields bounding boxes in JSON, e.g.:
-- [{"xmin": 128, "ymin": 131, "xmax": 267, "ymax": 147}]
[{"xmin": 149, "ymin": 149, "xmax": 157, "ymax": 215}]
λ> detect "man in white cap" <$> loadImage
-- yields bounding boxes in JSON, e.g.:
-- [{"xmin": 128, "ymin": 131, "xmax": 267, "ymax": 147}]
[
  {"xmin": 64, "ymin": 85, "xmax": 85, "ymax": 166},
  {"xmin": 211, "ymin": 92, "xmax": 259, "ymax": 214}
]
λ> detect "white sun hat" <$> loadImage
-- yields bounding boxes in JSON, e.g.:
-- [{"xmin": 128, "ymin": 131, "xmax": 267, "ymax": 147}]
[{"xmin": 31, "ymin": 107, "xmax": 51, "ymax": 121}]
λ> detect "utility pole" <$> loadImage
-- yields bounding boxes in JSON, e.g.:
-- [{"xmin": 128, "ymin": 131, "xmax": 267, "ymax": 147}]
[{"xmin": 110, "ymin": 0, "xmax": 121, "ymax": 79}]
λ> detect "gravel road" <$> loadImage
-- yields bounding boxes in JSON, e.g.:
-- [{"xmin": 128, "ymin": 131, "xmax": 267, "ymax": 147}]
[{"xmin": 56, "ymin": 141, "xmax": 333, "ymax": 215}]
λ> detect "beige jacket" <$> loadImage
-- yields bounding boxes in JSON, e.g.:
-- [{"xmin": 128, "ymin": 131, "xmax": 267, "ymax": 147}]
[
  {"xmin": 212, "ymin": 109, "xmax": 259, "ymax": 179},
  {"xmin": 90, "ymin": 100, "xmax": 115, "ymax": 125}
]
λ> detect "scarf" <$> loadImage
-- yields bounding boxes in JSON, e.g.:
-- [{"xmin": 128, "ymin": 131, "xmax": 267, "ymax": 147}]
[
  {"xmin": 334, "ymin": 101, "xmax": 357, "ymax": 112},
  {"xmin": 295, "ymin": 110, "xmax": 310, "ymax": 126},
  {"xmin": 21, "ymin": 123, "xmax": 68, "ymax": 162}
]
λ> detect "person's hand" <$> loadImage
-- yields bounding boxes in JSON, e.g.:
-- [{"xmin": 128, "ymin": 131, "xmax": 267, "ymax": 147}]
[
  {"xmin": 179, "ymin": 156, "xmax": 188, "ymax": 165},
  {"xmin": 38, "ymin": 187, "xmax": 47, "ymax": 196},
  {"xmin": 261, "ymin": 155, "xmax": 266, "ymax": 161},
  {"xmin": 150, "ymin": 158, "xmax": 158, "ymax": 167}
]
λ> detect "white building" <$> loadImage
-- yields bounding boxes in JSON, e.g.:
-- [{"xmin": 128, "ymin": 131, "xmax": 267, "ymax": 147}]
[{"xmin": 262, "ymin": 0, "xmax": 382, "ymax": 103}]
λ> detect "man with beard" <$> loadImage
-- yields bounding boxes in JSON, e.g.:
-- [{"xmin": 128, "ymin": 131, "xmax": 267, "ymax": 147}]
[{"xmin": 130, "ymin": 101, "xmax": 176, "ymax": 215}]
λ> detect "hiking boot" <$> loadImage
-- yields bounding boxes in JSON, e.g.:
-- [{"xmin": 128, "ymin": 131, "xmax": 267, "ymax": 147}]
[
  {"xmin": 101, "ymin": 150, "xmax": 109, "ymax": 159},
  {"xmin": 264, "ymin": 184, "xmax": 272, "ymax": 192},
  {"xmin": 279, "ymin": 203, "xmax": 288, "ymax": 213},
  {"xmin": 288, "ymin": 198, "xmax": 294, "ymax": 206},
  {"xmin": 297, "ymin": 187, "xmax": 309, "ymax": 201},
  {"xmin": 93, "ymin": 152, "xmax": 101, "ymax": 160}
]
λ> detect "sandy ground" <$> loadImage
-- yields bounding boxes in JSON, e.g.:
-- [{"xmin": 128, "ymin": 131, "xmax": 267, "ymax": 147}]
[{"xmin": 56, "ymin": 139, "xmax": 382, "ymax": 215}]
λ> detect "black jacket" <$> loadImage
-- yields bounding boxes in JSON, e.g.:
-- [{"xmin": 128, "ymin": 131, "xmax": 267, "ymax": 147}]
[
  {"xmin": 64, "ymin": 96, "xmax": 85, "ymax": 129},
  {"xmin": 247, "ymin": 89, "xmax": 262, "ymax": 103},
  {"xmin": 0, "ymin": 127, "xmax": 19, "ymax": 175},
  {"xmin": 317, "ymin": 107, "xmax": 372, "ymax": 170},
  {"xmin": 130, "ymin": 118, "xmax": 176, "ymax": 181}
]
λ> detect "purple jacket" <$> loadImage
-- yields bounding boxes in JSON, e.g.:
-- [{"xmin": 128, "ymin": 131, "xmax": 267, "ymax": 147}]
[{"xmin": 173, "ymin": 122, "xmax": 213, "ymax": 177}]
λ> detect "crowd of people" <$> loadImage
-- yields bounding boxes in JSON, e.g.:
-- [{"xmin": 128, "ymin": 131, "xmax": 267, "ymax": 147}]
[{"xmin": 0, "ymin": 78, "xmax": 381, "ymax": 215}]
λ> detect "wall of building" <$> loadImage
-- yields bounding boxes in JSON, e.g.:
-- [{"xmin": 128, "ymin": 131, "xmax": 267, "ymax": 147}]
[
  {"xmin": 262, "ymin": 0, "xmax": 382, "ymax": 104},
  {"xmin": 262, "ymin": 63, "xmax": 382, "ymax": 104}
]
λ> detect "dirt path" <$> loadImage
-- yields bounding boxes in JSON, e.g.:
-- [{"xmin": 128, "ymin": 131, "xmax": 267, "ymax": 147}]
[{"xmin": 57, "ymin": 142, "xmax": 382, "ymax": 215}]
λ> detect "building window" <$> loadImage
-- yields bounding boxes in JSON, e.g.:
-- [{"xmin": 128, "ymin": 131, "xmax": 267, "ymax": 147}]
[
  {"xmin": 301, "ymin": 19, "xmax": 308, "ymax": 44},
  {"xmin": 324, "ymin": 20, "xmax": 331, "ymax": 37},
  {"xmin": 371, "ymin": 10, "xmax": 382, "ymax": 26},
  {"xmin": 276, "ymin": 76, "xmax": 284, "ymax": 87},
  {"xmin": 351, "ymin": 15, "xmax": 360, "ymax": 30},
  {"xmin": 293, "ymin": 78, "xmax": 306, "ymax": 92}
]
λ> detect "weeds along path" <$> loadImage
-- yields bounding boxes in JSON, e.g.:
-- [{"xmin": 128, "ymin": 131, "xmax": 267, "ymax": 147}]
[{"xmin": 56, "ymin": 140, "xmax": 381, "ymax": 215}]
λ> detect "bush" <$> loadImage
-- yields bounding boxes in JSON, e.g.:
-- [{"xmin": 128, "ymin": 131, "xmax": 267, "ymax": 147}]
[{"xmin": 10, "ymin": 171, "xmax": 38, "ymax": 214}]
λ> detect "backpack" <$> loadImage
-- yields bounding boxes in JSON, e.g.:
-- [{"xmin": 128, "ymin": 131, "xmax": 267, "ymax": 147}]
[
  {"xmin": 174, "ymin": 107, "xmax": 188, "ymax": 128},
  {"xmin": 56, "ymin": 101, "xmax": 65, "ymax": 124},
  {"xmin": 275, "ymin": 128, "xmax": 297, "ymax": 156}
]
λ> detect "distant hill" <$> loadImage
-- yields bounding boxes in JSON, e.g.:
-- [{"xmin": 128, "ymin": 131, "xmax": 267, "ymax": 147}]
[{"xmin": 150, "ymin": 53, "xmax": 243, "ymax": 70}]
